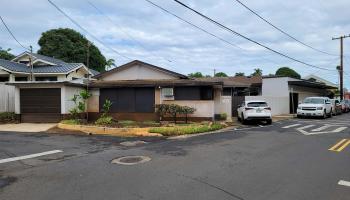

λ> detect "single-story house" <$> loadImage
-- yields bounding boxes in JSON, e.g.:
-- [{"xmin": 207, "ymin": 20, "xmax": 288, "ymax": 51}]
[
  {"xmin": 88, "ymin": 60, "xmax": 226, "ymax": 122},
  {"xmin": 3, "ymin": 52, "xmax": 97, "ymax": 122}
]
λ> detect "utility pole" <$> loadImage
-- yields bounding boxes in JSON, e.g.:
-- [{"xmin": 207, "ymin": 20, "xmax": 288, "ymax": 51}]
[
  {"xmin": 86, "ymin": 41, "xmax": 91, "ymax": 122},
  {"xmin": 332, "ymin": 34, "xmax": 350, "ymax": 100},
  {"xmin": 213, "ymin": 68, "xmax": 216, "ymax": 77},
  {"xmin": 29, "ymin": 45, "xmax": 34, "ymax": 81}
]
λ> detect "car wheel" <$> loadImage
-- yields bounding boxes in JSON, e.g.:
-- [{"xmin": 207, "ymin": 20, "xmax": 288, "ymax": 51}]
[
  {"xmin": 329, "ymin": 109, "xmax": 333, "ymax": 118},
  {"xmin": 323, "ymin": 110, "xmax": 327, "ymax": 119},
  {"xmin": 241, "ymin": 113, "xmax": 247, "ymax": 125},
  {"xmin": 266, "ymin": 119, "xmax": 272, "ymax": 125}
]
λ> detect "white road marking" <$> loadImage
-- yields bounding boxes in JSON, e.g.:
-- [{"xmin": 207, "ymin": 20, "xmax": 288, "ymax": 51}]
[
  {"xmin": 0, "ymin": 150, "xmax": 63, "ymax": 164},
  {"xmin": 332, "ymin": 127, "xmax": 348, "ymax": 133},
  {"xmin": 282, "ymin": 124, "xmax": 301, "ymax": 129},
  {"xmin": 296, "ymin": 125, "xmax": 315, "ymax": 135},
  {"xmin": 338, "ymin": 180, "xmax": 350, "ymax": 187},
  {"xmin": 311, "ymin": 125, "xmax": 332, "ymax": 132}
]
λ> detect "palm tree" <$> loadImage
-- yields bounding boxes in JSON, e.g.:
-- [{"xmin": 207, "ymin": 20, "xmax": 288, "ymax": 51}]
[
  {"xmin": 251, "ymin": 68, "xmax": 262, "ymax": 76},
  {"xmin": 105, "ymin": 58, "xmax": 116, "ymax": 70}
]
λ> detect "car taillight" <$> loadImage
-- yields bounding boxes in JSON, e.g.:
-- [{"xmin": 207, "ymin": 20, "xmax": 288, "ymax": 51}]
[
  {"xmin": 245, "ymin": 107, "xmax": 253, "ymax": 111},
  {"xmin": 264, "ymin": 107, "xmax": 271, "ymax": 110}
]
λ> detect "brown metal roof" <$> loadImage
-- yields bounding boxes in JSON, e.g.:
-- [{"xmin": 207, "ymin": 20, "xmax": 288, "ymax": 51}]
[
  {"xmin": 195, "ymin": 76, "xmax": 262, "ymax": 87},
  {"xmin": 89, "ymin": 79, "xmax": 223, "ymax": 88}
]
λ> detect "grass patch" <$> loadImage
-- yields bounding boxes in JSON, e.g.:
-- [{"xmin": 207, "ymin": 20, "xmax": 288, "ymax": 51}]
[
  {"xmin": 61, "ymin": 119, "xmax": 81, "ymax": 125},
  {"xmin": 118, "ymin": 120, "xmax": 137, "ymax": 127},
  {"xmin": 149, "ymin": 123, "xmax": 224, "ymax": 136}
]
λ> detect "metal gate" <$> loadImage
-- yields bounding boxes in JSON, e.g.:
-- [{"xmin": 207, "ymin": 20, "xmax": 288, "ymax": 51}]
[{"xmin": 231, "ymin": 96, "xmax": 245, "ymax": 117}]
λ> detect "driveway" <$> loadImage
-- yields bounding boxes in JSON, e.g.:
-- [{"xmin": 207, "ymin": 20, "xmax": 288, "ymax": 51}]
[
  {"xmin": 0, "ymin": 123, "xmax": 57, "ymax": 132},
  {"xmin": 0, "ymin": 113, "xmax": 350, "ymax": 200}
]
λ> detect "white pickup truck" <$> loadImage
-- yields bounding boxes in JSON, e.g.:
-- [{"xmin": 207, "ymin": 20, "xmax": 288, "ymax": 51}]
[{"xmin": 297, "ymin": 97, "xmax": 332, "ymax": 118}]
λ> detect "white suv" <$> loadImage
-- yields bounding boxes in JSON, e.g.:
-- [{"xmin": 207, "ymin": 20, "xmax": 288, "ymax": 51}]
[
  {"xmin": 237, "ymin": 100, "xmax": 272, "ymax": 124},
  {"xmin": 297, "ymin": 97, "xmax": 332, "ymax": 118}
]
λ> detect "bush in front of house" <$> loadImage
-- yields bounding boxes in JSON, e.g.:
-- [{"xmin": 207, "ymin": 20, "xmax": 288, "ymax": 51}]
[
  {"xmin": 95, "ymin": 116, "xmax": 114, "ymax": 126},
  {"xmin": 95, "ymin": 99, "xmax": 114, "ymax": 126},
  {"xmin": 179, "ymin": 106, "xmax": 196, "ymax": 124},
  {"xmin": 149, "ymin": 123, "xmax": 225, "ymax": 136},
  {"xmin": 0, "ymin": 112, "xmax": 16, "ymax": 123},
  {"xmin": 69, "ymin": 89, "xmax": 91, "ymax": 120},
  {"xmin": 155, "ymin": 104, "xmax": 196, "ymax": 124}
]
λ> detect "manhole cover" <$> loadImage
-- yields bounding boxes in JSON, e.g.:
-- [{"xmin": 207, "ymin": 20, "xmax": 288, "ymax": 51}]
[
  {"xmin": 111, "ymin": 156, "xmax": 151, "ymax": 165},
  {"xmin": 120, "ymin": 140, "xmax": 147, "ymax": 147}
]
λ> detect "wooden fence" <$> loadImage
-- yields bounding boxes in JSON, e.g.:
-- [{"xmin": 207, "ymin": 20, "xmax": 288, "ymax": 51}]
[{"xmin": 0, "ymin": 84, "xmax": 15, "ymax": 112}]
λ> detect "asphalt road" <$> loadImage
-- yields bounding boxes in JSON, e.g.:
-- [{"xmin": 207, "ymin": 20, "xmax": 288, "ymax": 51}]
[{"xmin": 1, "ymin": 114, "xmax": 350, "ymax": 200}]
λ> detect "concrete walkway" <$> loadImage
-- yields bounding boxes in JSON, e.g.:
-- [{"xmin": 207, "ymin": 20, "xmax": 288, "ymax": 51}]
[{"xmin": 0, "ymin": 123, "xmax": 57, "ymax": 132}]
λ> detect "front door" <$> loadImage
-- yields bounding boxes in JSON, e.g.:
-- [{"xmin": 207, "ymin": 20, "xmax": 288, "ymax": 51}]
[{"xmin": 289, "ymin": 93, "xmax": 299, "ymax": 114}]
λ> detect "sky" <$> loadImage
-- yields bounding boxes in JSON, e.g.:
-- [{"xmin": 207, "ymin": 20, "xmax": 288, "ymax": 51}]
[{"xmin": 0, "ymin": 0, "xmax": 349, "ymax": 88}]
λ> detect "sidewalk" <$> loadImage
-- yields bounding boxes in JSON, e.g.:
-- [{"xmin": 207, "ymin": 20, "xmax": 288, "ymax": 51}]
[
  {"xmin": 0, "ymin": 123, "xmax": 57, "ymax": 132},
  {"xmin": 272, "ymin": 114, "xmax": 296, "ymax": 122}
]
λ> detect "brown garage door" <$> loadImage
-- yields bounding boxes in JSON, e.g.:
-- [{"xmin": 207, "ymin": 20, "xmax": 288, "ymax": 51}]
[{"xmin": 20, "ymin": 88, "xmax": 61, "ymax": 123}]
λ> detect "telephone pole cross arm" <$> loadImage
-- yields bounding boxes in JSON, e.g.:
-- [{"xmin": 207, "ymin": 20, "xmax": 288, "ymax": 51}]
[{"xmin": 332, "ymin": 34, "xmax": 350, "ymax": 100}]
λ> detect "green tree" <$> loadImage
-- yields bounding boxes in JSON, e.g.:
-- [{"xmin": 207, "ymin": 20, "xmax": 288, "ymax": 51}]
[
  {"xmin": 251, "ymin": 68, "xmax": 262, "ymax": 76},
  {"xmin": 275, "ymin": 67, "xmax": 301, "ymax": 79},
  {"xmin": 235, "ymin": 72, "xmax": 245, "ymax": 77},
  {"xmin": 0, "ymin": 47, "xmax": 15, "ymax": 60},
  {"xmin": 214, "ymin": 72, "xmax": 228, "ymax": 77},
  {"xmin": 106, "ymin": 58, "xmax": 115, "ymax": 70},
  {"xmin": 188, "ymin": 72, "xmax": 204, "ymax": 78},
  {"xmin": 37, "ymin": 28, "xmax": 107, "ymax": 72}
]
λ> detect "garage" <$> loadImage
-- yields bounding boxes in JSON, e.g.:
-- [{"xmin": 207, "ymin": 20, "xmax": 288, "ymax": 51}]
[{"xmin": 20, "ymin": 88, "xmax": 61, "ymax": 123}]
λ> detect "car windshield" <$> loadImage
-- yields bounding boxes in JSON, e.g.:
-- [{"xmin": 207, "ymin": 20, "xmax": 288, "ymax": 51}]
[
  {"xmin": 303, "ymin": 98, "xmax": 324, "ymax": 104},
  {"xmin": 247, "ymin": 102, "xmax": 268, "ymax": 107}
]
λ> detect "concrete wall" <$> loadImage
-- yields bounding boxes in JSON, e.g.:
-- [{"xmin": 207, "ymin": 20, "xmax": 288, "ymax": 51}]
[
  {"xmin": 262, "ymin": 77, "xmax": 290, "ymax": 97},
  {"xmin": 214, "ymin": 89, "xmax": 232, "ymax": 121},
  {"xmin": 62, "ymin": 86, "xmax": 84, "ymax": 114},
  {"xmin": 245, "ymin": 96, "xmax": 289, "ymax": 116},
  {"xmin": 87, "ymin": 88, "xmax": 100, "ymax": 113},
  {"xmin": 162, "ymin": 100, "xmax": 215, "ymax": 118},
  {"xmin": 101, "ymin": 64, "xmax": 178, "ymax": 81}
]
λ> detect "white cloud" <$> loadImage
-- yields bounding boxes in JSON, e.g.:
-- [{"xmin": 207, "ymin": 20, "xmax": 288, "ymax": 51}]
[{"xmin": 0, "ymin": 0, "xmax": 349, "ymax": 88}]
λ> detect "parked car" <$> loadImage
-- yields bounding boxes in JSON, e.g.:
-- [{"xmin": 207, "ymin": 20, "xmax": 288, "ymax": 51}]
[
  {"xmin": 341, "ymin": 100, "xmax": 350, "ymax": 113},
  {"xmin": 330, "ymin": 99, "xmax": 342, "ymax": 115},
  {"xmin": 297, "ymin": 97, "xmax": 332, "ymax": 118},
  {"xmin": 237, "ymin": 100, "xmax": 272, "ymax": 125}
]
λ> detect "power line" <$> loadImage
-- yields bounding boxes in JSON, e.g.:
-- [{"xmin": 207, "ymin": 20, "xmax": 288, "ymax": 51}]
[
  {"xmin": 232, "ymin": 0, "xmax": 337, "ymax": 57},
  {"xmin": 144, "ymin": 0, "xmax": 281, "ymax": 65},
  {"xmin": 173, "ymin": 0, "xmax": 335, "ymax": 72},
  {"xmin": 48, "ymin": 0, "xmax": 131, "ymax": 61},
  {"xmin": 87, "ymin": 1, "xmax": 173, "ymax": 63},
  {"xmin": 0, "ymin": 16, "xmax": 30, "ymax": 51}
]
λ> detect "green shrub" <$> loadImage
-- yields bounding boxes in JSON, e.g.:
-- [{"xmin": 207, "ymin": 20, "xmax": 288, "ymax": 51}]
[
  {"xmin": 149, "ymin": 123, "xmax": 224, "ymax": 136},
  {"xmin": 220, "ymin": 113, "xmax": 227, "ymax": 120},
  {"xmin": 0, "ymin": 112, "xmax": 16, "ymax": 122},
  {"xmin": 61, "ymin": 119, "xmax": 80, "ymax": 125},
  {"xmin": 95, "ymin": 116, "xmax": 113, "ymax": 126}
]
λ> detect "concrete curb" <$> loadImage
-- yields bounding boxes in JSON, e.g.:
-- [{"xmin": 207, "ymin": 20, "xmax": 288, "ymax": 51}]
[
  {"xmin": 57, "ymin": 123, "xmax": 162, "ymax": 137},
  {"xmin": 167, "ymin": 126, "xmax": 237, "ymax": 140}
]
